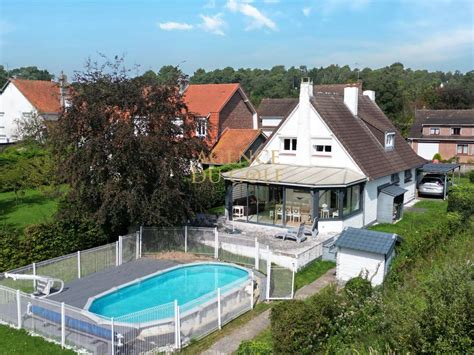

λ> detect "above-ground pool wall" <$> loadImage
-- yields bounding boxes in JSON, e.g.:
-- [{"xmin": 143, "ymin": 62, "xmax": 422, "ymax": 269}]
[{"xmin": 336, "ymin": 247, "xmax": 386, "ymax": 286}]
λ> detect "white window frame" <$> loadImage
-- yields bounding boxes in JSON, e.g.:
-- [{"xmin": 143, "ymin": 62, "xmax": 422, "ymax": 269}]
[
  {"xmin": 457, "ymin": 144, "xmax": 468, "ymax": 155},
  {"xmin": 281, "ymin": 138, "xmax": 297, "ymax": 152},
  {"xmin": 196, "ymin": 117, "xmax": 207, "ymax": 138},
  {"xmin": 0, "ymin": 112, "xmax": 4, "ymax": 129},
  {"xmin": 313, "ymin": 144, "xmax": 332, "ymax": 155},
  {"xmin": 451, "ymin": 127, "xmax": 461, "ymax": 135},
  {"xmin": 430, "ymin": 127, "xmax": 440, "ymax": 135},
  {"xmin": 385, "ymin": 132, "xmax": 395, "ymax": 151}
]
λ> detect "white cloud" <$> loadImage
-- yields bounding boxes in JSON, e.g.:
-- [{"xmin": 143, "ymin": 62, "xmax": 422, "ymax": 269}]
[
  {"xmin": 302, "ymin": 7, "xmax": 311, "ymax": 16},
  {"xmin": 199, "ymin": 14, "xmax": 226, "ymax": 36},
  {"xmin": 227, "ymin": 0, "xmax": 277, "ymax": 31},
  {"xmin": 159, "ymin": 22, "xmax": 194, "ymax": 31},
  {"xmin": 318, "ymin": 27, "xmax": 473, "ymax": 69}
]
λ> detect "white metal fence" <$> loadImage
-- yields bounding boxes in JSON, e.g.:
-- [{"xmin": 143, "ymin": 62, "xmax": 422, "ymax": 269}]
[{"xmin": 0, "ymin": 226, "xmax": 307, "ymax": 352}]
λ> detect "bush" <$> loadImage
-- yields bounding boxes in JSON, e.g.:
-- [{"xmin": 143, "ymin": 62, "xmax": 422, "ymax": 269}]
[
  {"xmin": 447, "ymin": 185, "xmax": 474, "ymax": 221},
  {"xmin": 237, "ymin": 340, "xmax": 272, "ymax": 355},
  {"xmin": 432, "ymin": 153, "xmax": 442, "ymax": 161},
  {"xmin": 0, "ymin": 217, "xmax": 107, "ymax": 272},
  {"xmin": 0, "ymin": 225, "xmax": 24, "ymax": 272},
  {"xmin": 21, "ymin": 217, "xmax": 107, "ymax": 263},
  {"xmin": 469, "ymin": 169, "xmax": 474, "ymax": 183}
]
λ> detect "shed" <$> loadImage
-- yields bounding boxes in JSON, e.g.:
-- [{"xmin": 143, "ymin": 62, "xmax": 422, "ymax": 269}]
[
  {"xmin": 377, "ymin": 184, "xmax": 408, "ymax": 224},
  {"xmin": 335, "ymin": 227, "xmax": 399, "ymax": 286}
]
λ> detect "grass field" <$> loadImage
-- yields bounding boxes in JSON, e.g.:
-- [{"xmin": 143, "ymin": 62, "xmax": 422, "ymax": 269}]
[
  {"xmin": 0, "ymin": 188, "xmax": 60, "ymax": 230},
  {"xmin": 0, "ymin": 325, "xmax": 75, "ymax": 355}
]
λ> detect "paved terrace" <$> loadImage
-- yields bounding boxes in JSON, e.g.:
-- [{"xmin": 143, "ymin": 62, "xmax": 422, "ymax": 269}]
[
  {"xmin": 219, "ymin": 220, "xmax": 337, "ymax": 255},
  {"xmin": 49, "ymin": 258, "xmax": 180, "ymax": 308}
]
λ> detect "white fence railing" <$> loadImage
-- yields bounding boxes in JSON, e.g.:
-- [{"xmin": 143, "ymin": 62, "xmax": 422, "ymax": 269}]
[{"xmin": 0, "ymin": 225, "xmax": 322, "ymax": 352}]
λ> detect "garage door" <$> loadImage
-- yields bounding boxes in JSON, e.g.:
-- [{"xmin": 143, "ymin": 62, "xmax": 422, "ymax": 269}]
[{"xmin": 417, "ymin": 142, "xmax": 439, "ymax": 160}]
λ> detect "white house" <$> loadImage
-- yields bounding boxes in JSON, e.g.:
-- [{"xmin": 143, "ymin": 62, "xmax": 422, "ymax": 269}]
[
  {"xmin": 335, "ymin": 227, "xmax": 399, "ymax": 286},
  {"xmin": 0, "ymin": 76, "xmax": 67, "ymax": 143},
  {"xmin": 222, "ymin": 78, "xmax": 426, "ymax": 233}
]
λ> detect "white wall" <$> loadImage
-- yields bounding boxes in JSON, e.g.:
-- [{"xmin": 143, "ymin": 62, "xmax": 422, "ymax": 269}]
[
  {"xmin": 0, "ymin": 83, "xmax": 36, "ymax": 143},
  {"xmin": 417, "ymin": 142, "xmax": 439, "ymax": 160},
  {"xmin": 364, "ymin": 176, "xmax": 391, "ymax": 225},
  {"xmin": 336, "ymin": 247, "xmax": 386, "ymax": 286},
  {"xmin": 253, "ymin": 93, "xmax": 363, "ymax": 175}
]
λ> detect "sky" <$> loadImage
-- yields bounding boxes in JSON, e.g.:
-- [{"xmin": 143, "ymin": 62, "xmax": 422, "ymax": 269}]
[{"xmin": 0, "ymin": 0, "xmax": 473, "ymax": 78}]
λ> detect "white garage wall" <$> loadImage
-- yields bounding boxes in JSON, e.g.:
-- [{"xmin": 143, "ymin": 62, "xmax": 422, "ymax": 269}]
[{"xmin": 417, "ymin": 142, "xmax": 439, "ymax": 160}]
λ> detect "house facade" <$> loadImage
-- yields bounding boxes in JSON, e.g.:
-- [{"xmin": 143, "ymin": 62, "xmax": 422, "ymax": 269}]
[
  {"xmin": 183, "ymin": 83, "xmax": 258, "ymax": 147},
  {"xmin": 223, "ymin": 79, "xmax": 425, "ymax": 234},
  {"xmin": 408, "ymin": 109, "xmax": 474, "ymax": 164},
  {"xmin": 0, "ymin": 78, "xmax": 66, "ymax": 144}
]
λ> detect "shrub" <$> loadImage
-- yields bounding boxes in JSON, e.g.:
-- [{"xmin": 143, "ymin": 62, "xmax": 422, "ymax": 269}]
[
  {"xmin": 432, "ymin": 153, "xmax": 442, "ymax": 161},
  {"xmin": 21, "ymin": 217, "xmax": 107, "ymax": 263},
  {"xmin": 237, "ymin": 340, "xmax": 272, "ymax": 355},
  {"xmin": 271, "ymin": 300, "xmax": 320, "ymax": 354},
  {"xmin": 0, "ymin": 225, "xmax": 24, "ymax": 272},
  {"xmin": 469, "ymin": 169, "xmax": 474, "ymax": 183},
  {"xmin": 447, "ymin": 185, "xmax": 474, "ymax": 221}
]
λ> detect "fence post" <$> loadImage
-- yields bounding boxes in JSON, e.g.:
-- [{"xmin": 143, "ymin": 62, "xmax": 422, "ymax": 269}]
[
  {"xmin": 291, "ymin": 262, "xmax": 296, "ymax": 299},
  {"xmin": 32, "ymin": 262, "xmax": 36, "ymax": 290},
  {"xmin": 174, "ymin": 300, "xmax": 181, "ymax": 349},
  {"xmin": 139, "ymin": 226, "xmax": 143, "ymax": 258},
  {"xmin": 111, "ymin": 317, "xmax": 115, "ymax": 355},
  {"xmin": 118, "ymin": 236, "xmax": 123, "ymax": 265},
  {"xmin": 214, "ymin": 227, "xmax": 219, "ymax": 259},
  {"xmin": 266, "ymin": 248, "xmax": 271, "ymax": 300},
  {"xmin": 77, "ymin": 251, "xmax": 81, "ymax": 279},
  {"xmin": 115, "ymin": 241, "xmax": 119, "ymax": 266},
  {"xmin": 61, "ymin": 302, "xmax": 65, "ymax": 348},
  {"xmin": 250, "ymin": 271, "xmax": 254, "ymax": 309},
  {"xmin": 16, "ymin": 290, "xmax": 21, "ymax": 329},
  {"xmin": 254, "ymin": 238, "xmax": 259, "ymax": 270},
  {"xmin": 217, "ymin": 288, "xmax": 222, "ymax": 329},
  {"xmin": 184, "ymin": 225, "xmax": 188, "ymax": 253},
  {"xmin": 135, "ymin": 231, "xmax": 140, "ymax": 260}
]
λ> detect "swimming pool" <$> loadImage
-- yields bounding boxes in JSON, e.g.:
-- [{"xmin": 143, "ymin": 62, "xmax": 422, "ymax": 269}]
[{"xmin": 87, "ymin": 263, "xmax": 250, "ymax": 322}]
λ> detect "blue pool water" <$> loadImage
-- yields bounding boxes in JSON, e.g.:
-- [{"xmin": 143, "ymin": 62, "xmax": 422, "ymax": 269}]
[{"xmin": 88, "ymin": 263, "xmax": 249, "ymax": 321}]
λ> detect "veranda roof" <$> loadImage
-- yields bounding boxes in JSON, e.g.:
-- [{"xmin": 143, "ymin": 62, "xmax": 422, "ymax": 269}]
[
  {"xmin": 222, "ymin": 164, "xmax": 366, "ymax": 188},
  {"xmin": 420, "ymin": 163, "xmax": 461, "ymax": 174}
]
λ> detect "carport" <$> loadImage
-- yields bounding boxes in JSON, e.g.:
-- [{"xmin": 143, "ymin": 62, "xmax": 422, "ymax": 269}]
[{"xmin": 418, "ymin": 163, "xmax": 461, "ymax": 200}]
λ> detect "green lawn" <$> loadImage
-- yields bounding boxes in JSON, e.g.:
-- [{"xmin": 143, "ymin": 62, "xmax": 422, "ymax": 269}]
[
  {"xmin": 0, "ymin": 188, "xmax": 60, "ymax": 230},
  {"xmin": 0, "ymin": 325, "xmax": 75, "ymax": 355},
  {"xmin": 295, "ymin": 259, "xmax": 336, "ymax": 290}
]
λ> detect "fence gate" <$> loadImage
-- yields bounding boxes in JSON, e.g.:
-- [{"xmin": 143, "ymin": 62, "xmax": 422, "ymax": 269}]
[{"xmin": 266, "ymin": 257, "xmax": 295, "ymax": 300}]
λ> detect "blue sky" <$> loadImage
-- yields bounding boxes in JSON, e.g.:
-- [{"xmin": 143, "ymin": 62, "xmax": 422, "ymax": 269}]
[{"xmin": 0, "ymin": 0, "xmax": 473, "ymax": 78}]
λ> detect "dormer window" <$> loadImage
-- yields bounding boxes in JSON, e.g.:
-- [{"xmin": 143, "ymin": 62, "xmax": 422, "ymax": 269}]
[
  {"xmin": 196, "ymin": 117, "xmax": 207, "ymax": 138},
  {"xmin": 430, "ymin": 127, "xmax": 440, "ymax": 135},
  {"xmin": 385, "ymin": 132, "xmax": 395, "ymax": 151}
]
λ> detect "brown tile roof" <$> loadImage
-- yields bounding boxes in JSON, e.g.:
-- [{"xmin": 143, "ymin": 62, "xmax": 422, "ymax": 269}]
[
  {"xmin": 258, "ymin": 98, "xmax": 298, "ymax": 118},
  {"xmin": 183, "ymin": 83, "xmax": 240, "ymax": 116},
  {"xmin": 314, "ymin": 82, "xmax": 362, "ymax": 95},
  {"xmin": 409, "ymin": 109, "xmax": 474, "ymax": 139},
  {"xmin": 11, "ymin": 79, "xmax": 61, "ymax": 113},
  {"xmin": 208, "ymin": 129, "xmax": 264, "ymax": 164},
  {"xmin": 311, "ymin": 93, "xmax": 426, "ymax": 180}
]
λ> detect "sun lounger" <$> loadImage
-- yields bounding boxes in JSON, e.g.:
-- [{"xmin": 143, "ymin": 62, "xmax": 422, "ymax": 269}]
[{"xmin": 274, "ymin": 223, "xmax": 307, "ymax": 243}]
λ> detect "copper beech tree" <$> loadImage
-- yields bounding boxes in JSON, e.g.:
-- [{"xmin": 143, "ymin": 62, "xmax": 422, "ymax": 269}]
[{"xmin": 52, "ymin": 58, "xmax": 209, "ymax": 235}]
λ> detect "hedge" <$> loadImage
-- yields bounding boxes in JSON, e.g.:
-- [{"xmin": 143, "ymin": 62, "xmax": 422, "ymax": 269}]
[{"xmin": 447, "ymin": 185, "xmax": 474, "ymax": 221}]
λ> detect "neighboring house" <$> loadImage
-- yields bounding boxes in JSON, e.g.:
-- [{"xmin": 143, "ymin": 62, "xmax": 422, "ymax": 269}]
[
  {"xmin": 258, "ymin": 98, "xmax": 298, "ymax": 136},
  {"xmin": 223, "ymin": 79, "xmax": 425, "ymax": 234},
  {"xmin": 204, "ymin": 128, "xmax": 267, "ymax": 167},
  {"xmin": 408, "ymin": 109, "xmax": 474, "ymax": 164},
  {"xmin": 183, "ymin": 83, "xmax": 258, "ymax": 147},
  {"xmin": 0, "ymin": 77, "xmax": 67, "ymax": 144},
  {"xmin": 335, "ymin": 227, "xmax": 399, "ymax": 286}
]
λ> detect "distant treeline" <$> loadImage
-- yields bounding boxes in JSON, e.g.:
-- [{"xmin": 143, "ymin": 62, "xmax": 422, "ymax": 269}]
[{"xmin": 2, "ymin": 63, "xmax": 473, "ymax": 136}]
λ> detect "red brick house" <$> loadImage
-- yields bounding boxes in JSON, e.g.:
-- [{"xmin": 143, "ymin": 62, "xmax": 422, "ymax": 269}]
[
  {"xmin": 408, "ymin": 109, "xmax": 474, "ymax": 164},
  {"xmin": 183, "ymin": 83, "xmax": 258, "ymax": 147}
]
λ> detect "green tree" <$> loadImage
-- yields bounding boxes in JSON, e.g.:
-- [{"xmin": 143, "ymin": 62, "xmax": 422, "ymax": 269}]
[{"xmin": 52, "ymin": 57, "xmax": 209, "ymax": 236}]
